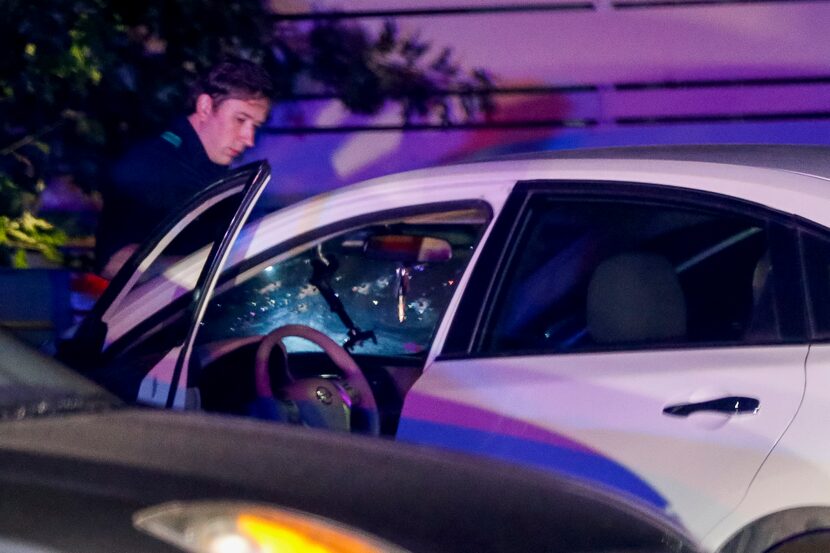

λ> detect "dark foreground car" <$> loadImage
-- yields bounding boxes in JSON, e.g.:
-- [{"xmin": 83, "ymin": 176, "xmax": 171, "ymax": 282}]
[{"xmin": 0, "ymin": 330, "xmax": 696, "ymax": 553}]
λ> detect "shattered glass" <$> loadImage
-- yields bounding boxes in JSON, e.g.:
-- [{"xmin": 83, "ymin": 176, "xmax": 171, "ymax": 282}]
[{"xmin": 197, "ymin": 208, "xmax": 488, "ymax": 357}]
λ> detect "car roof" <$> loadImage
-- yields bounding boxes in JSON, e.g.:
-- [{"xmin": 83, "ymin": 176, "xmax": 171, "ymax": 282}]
[{"xmin": 475, "ymin": 143, "xmax": 830, "ymax": 180}]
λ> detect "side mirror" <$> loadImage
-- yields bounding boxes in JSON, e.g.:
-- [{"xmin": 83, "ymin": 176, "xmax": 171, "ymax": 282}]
[{"xmin": 364, "ymin": 235, "xmax": 452, "ymax": 264}]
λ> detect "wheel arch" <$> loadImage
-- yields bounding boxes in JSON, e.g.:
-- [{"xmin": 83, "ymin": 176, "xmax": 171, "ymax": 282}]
[{"xmin": 718, "ymin": 506, "xmax": 830, "ymax": 553}]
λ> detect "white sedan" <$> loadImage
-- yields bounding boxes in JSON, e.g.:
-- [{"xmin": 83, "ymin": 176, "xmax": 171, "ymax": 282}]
[{"xmin": 62, "ymin": 145, "xmax": 830, "ymax": 553}]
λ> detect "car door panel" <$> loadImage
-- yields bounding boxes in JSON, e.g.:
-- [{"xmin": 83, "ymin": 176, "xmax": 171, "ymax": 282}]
[
  {"xmin": 402, "ymin": 181, "xmax": 807, "ymax": 539},
  {"xmin": 400, "ymin": 346, "xmax": 806, "ymax": 537},
  {"xmin": 62, "ymin": 162, "xmax": 271, "ymax": 408}
]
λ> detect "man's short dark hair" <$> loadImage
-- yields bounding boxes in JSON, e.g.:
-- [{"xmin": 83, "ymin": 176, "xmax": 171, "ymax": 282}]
[{"xmin": 187, "ymin": 58, "xmax": 273, "ymax": 112}]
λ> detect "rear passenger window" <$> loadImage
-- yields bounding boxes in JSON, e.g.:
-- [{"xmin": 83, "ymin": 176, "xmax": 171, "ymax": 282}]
[{"xmin": 481, "ymin": 197, "xmax": 780, "ymax": 354}]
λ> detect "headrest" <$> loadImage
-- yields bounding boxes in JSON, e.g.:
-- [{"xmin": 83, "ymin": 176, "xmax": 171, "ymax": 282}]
[{"xmin": 586, "ymin": 252, "xmax": 686, "ymax": 344}]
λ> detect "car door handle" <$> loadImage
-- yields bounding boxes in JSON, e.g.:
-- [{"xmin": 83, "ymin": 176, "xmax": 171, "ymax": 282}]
[{"xmin": 662, "ymin": 396, "xmax": 760, "ymax": 417}]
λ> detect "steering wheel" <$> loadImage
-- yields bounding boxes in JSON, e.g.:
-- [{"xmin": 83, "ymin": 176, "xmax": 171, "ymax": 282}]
[{"xmin": 253, "ymin": 324, "xmax": 380, "ymax": 435}]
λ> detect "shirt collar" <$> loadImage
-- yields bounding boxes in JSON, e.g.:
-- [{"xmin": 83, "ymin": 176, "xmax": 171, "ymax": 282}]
[{"xmin": 167, "ymin": 117, "xmax": 227, "ymax": 179}]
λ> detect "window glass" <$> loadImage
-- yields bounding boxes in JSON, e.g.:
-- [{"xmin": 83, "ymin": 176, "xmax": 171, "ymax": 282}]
[
  {"xmin": 101, "ymin": 170, "xmax": 260, "ymax": 337},
  {"xmin": 196, "ymin": 205, "xmax": 490, "ymax": 358},
  {"xmin": 135, "ymin": 190, "xmax": 241, "ymax": 286},
  {"xmin": 482, "ymin": 197, "xmax": 777, "ymax": 354},
  {"xmin": 92, "ymin": 184, "xmax": 261, "ymax": 400},
  {"xmin": 801, "ymin": 230, "xmax": 830, "ymax": 339}
]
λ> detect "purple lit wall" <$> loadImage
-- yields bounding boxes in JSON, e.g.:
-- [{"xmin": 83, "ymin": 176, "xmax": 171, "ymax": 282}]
[{"xmin": 245, "ymin": 0, "xmax": 830, "ymax": 205}]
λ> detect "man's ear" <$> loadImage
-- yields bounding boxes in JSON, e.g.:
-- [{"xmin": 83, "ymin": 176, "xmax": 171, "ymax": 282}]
[{"xmin": 195, "ymin": 94, "xmax": 214, "ymax": 119}]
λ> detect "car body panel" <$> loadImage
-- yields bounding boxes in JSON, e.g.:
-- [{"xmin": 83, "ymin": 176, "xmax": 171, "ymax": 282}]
[
  {"xmin": 706, "ymin": 343, "xmax": 825, "ymax": 550},
  {"xmin": 398, "ymin": 389, "xmax": 670, "ymax": 509},
  {"xmin": 400, "ymin": 346, "xmax": 807, "ymax": 541}
]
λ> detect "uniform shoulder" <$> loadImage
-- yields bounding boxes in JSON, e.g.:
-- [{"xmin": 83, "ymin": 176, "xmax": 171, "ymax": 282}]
[{"xmin": 110, "ymin": 132, "xmax": 181, "ymax": 183}]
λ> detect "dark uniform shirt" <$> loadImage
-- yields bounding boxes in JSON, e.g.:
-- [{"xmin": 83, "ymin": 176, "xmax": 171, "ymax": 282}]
[{"xmin": 95, "ymin": 117, "xmax": 227, "ymax": 272}]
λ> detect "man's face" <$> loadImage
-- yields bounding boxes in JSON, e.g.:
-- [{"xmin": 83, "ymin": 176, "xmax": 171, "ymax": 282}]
[{"xmin": 195, "ymin": 95, "xmax": 270, "ymax": 165}]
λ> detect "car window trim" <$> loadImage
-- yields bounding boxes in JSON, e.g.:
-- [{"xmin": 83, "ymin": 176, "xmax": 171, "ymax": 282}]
[
  {"xmin": 442, "ymin": 179, "xmax": 806, "ymax": 359},
  {"xmin": 60, "ymin": 162, "xmax": 270, "ymax": 376},
  {"xmin": 166, "ymin": 162, "xmax": 272, "ymax": 407},
  {"xmin": 92, "ymin": 162, "xmax": 270, "ymax": 326},
  {"xmin": 790, "ymin": 215, "xmax": 830, "ymax": 342}
]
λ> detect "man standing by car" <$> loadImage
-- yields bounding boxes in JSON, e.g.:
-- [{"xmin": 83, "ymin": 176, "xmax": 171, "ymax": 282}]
[{"xmin": 95, "ymin": 58, "xmax": 273, "ymax": 278}]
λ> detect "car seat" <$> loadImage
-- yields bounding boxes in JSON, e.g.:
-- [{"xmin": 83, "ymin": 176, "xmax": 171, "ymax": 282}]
[{"xmin": 586, "ymin": 252, "xmax": 687, "ymax": 344}]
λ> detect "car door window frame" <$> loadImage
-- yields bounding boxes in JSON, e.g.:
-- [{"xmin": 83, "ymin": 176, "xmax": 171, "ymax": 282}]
[
  {"xmin": 70, "ymin": 163, "xmax": 269, "ymax": 403},
  {"xmin": 95, "ymin": 162, "xmax": 270, "ymax": 324},
  {"xmin": 62, "ymin": 162, "xmax": 271, "ymax": 374},
  {"xmin": 102, "ymin": 200, "xmax": 491, "ymax": 363},
  {"xmin": 166, "ymin": 163, "xmax": 271, "ymax": 407},
  {"xmin": 443, "ymin": 180, "xmax": 806, "ymax": 358},
  {"xmin": 191, "ymin": 200, "xmax": 492, "ymax": 354}
]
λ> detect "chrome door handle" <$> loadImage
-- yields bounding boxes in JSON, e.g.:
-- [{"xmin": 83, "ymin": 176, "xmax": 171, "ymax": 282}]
[{"xmin": 662, "ymin": 396, "xmax": 760, "ymax": 417}]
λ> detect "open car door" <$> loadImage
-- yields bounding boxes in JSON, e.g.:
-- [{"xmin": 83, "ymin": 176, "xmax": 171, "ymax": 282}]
[{"xmin": 59, "ymin": 161, "xmax": 271, "ymax": 408}]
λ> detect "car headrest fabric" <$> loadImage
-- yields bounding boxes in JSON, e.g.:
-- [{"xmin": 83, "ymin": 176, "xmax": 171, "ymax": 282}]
[{"xmin": 586, "ymin": 252, "xmax": 686, "ymax": 344}]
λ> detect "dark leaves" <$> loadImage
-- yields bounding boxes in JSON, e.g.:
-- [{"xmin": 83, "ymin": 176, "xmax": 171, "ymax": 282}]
[{"xmin": 0, "ymin": 0, "xmax": 495, "ymax": 265}]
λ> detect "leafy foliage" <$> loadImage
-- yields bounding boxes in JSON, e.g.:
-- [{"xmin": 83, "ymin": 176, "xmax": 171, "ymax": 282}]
[
  {"xmin": 0, "ymin": 211, "xmax": 66, "ymax": 268},
  {"xmin": 304, "ymin": 19, "xmax": 494, "ymax": 123},
  {"xmin": 0, "ymin": 0, "xmax": 493, "ymax": 267}
]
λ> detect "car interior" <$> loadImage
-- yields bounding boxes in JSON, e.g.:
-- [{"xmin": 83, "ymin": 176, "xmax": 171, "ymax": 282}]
[{"xmin": 485, "ymin": 198, "xmax": 775, "ymax": 353}]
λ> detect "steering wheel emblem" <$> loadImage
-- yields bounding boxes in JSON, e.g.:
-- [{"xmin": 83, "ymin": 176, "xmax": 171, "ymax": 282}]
[
  {"xmin": 315, "ymin": 386, "xmax": 333, "ymax": 405},
  {"xmin": 254, "ymin": 324, "xmax": 381, "ymax": 434}
]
